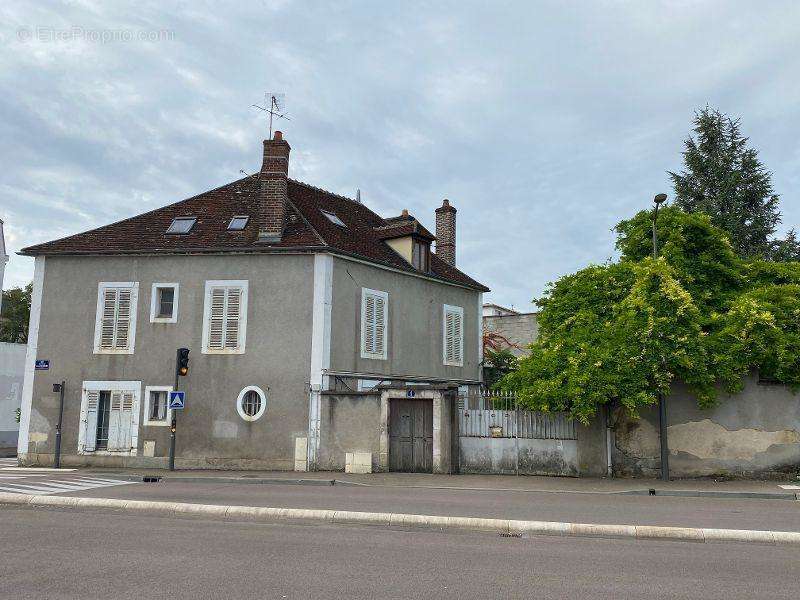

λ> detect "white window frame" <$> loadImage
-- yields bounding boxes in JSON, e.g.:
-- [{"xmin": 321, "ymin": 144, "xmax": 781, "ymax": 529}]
[
  {"xmin": 150, "ymin": 283, "xmax": 179, "ymax": 324},
  {"xmin": 236, "ymin": 385, "xmax": 267, "ymax": 422},
  {"xmin": 143, "ymin": 385, "xmax": 173, "ymax": 427},
  {"xmin": 77, "ymin": 380, "xmax": 141, "ymax": 456},
  {"xmin": 443, "ymin": 304, "xmax": 464, "ymax": 367},
  {"xmin": 201, "ymin": 280, "xmax": 249, "ymax": 354},
  {"xmin": 360, "ymin": 288, "xmax": 388, "ymax": 360},
  {"xmin": 93, "ymin": 282, "xmax": 139, "ymax": 355}
]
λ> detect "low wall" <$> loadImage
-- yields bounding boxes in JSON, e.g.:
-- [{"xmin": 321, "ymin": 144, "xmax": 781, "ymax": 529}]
[
  {"xmin": 0, "ymin": 342, "xmax": 25, "ymax": 454},
  {"xmin": 460, "ymin": 437, "xmax": 578, "ymax": 476},
  {"xmin": 613, "ymin": 373, "xmax": 800, "ymax": 478}
]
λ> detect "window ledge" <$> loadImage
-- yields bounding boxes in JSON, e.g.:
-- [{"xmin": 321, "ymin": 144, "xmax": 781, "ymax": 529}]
[{"xmin": 93, "ymin": 349, "xmax": 135, "ymax": 355}]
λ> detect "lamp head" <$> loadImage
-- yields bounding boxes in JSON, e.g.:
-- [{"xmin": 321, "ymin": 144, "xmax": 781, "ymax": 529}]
[{"xmin": 654, "ymin": 193, "xmax": 667, "ymax": 205}]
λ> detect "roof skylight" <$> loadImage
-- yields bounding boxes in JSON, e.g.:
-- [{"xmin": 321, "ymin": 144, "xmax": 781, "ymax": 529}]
[
  {"xmin": 321, "ymin": 210, "xmax": 346, "ymax": 227},
  {"xmin": 227, "ymin": 216, "xmax": 249, "ymax": 231},
  {"xmin": 166, "ymin": 217, "xmax": 197, "ymax": 234}
]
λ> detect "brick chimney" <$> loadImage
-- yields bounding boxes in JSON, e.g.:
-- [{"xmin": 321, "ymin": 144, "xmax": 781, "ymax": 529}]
[
  {"xmin": 435, "ymin": 198, "xmax": 457, "ymax": 266},
  {"xmin": 257, "ymin": 131, "xmax": 290, "ymax": 243}
]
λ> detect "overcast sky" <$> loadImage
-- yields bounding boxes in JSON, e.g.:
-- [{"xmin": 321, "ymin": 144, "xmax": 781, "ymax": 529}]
[{"xmin": 1, "ymin": 1, "xmax": 798, "ymax": 310}]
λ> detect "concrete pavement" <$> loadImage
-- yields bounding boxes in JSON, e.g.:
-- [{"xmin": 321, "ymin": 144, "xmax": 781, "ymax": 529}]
[
  {"xmin": 2, "ymin": 507, "xmax": 798, "ymax": 599},
  {"xmin": 72, "ymin": 467, "xmax": 800, "ymax": 498},
  {"xmin": 37, "ymin": 477, "xmax": 800, "ymax": 531}
]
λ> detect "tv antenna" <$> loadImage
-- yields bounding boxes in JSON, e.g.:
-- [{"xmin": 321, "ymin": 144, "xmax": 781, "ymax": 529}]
[{"xmin": 252, "ymin": 92, "xmax": 290, "ymax": 138}]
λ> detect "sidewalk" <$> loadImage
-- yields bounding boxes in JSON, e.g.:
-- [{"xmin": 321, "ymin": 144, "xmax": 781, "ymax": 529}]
[{"xmin": 71, "ymin": 467, "xmax": 800, "ymax": 499}]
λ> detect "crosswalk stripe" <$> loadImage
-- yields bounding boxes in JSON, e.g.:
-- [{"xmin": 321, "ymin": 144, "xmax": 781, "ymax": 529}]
[
  {"xmin": 75, "ymin": 476, "xmax": 132, "ymax": 484},
  {"xmin": 0, "ymin": 476, "xmax": 136, "ymax": 495}
]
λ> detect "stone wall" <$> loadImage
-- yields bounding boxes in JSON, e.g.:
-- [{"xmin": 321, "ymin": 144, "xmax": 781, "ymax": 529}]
[
  {"xmin": 613, "ymin": 373, "xmax": 800, "ymax": 478},
  {"xmin": 483, "ymin": 313, "xmax": 538, "ymax": 357},
  {"xmin": 0, "ymin": 342, "xmax": 25, "ymax": 454}
]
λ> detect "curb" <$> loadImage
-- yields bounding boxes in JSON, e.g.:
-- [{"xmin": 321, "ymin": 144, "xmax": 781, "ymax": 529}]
[{"xmin": 1, "ymin": 492, "xmax": 798, "ymax": 546}]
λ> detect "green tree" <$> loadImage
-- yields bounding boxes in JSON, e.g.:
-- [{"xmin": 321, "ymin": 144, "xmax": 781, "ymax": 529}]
[
  {"xmin": 769, "ymin": 229, "xmax": 800, "ymax": 262},
  {"xmin": 670, "ymin": 107, "xmax": 781, "ymax": 258},
  {"xmin": 0, "ymin": 284, "xmax": 32, "ymax": 343},
  {"xmin": 483, "ymin": 348, "xmax": 517, "ymax": 388},
  {"xmin": 499, "ymin": 208, "xmax": 800, "ymax": 424}
]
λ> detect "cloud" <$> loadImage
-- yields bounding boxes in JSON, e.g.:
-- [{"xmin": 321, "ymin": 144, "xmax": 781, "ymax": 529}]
[{"xmin": 1, "ymin": 0, "xmax": 798, "ymax": 311}]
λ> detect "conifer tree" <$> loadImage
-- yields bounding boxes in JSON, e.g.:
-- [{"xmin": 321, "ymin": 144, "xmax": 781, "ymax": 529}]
[{"xmin": 670, "ymin": 107, "xmax": 781, "ymax": 258}]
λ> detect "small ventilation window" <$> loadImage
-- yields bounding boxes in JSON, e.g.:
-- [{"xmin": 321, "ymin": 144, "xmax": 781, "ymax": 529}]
[
  {"xmin": 228, "ymin": 216, "xmax": 249, "ymax": 231},
  {"xmin": 166, "ymin": 217, "xmax": 197, "ymax": 234},
  {"xmin": 321, "ymin": 210, "xmax": 346, "ymax": 227}
]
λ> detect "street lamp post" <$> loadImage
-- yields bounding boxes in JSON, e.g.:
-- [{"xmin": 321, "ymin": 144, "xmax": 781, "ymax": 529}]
[{"xmin": 652, "ymin": 192, "xmax": 669, "ymax": 481}]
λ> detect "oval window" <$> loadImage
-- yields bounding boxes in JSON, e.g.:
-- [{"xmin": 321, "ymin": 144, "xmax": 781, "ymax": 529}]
[{"xmin": 236, "ymin": 386, "xmax": 267, "ymax": 421}]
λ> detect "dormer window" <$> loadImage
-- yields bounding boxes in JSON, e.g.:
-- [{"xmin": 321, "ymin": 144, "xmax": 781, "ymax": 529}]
[
  {"xmin": 166, "ymin": 217, "xmax": 197, "ymax": 234},
  {"xmin": 227, "ymin": 216, "xmax": 249, "ymax": 231},
  {"xmin": 412, "ymin": 238, "xmax": 430, "ymax": 272},
  {"xmin": 321, "ymin": 210, "xmax": 346, "ymax": 227}
]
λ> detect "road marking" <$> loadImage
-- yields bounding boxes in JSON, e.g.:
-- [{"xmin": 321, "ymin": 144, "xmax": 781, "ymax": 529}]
[
  {"xmin": 0, "ymin": 467, "xmax": 77, "ymax": 472},
  {"xmin": 778, "ymin": 485, "xmax": 800, "ymax": 490},
  {"xmin": 0, "ymin": 476, "xmax": 135, "ymax": 496}
]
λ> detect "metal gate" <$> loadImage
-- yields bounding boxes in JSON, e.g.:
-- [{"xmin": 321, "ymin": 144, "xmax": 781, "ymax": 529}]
[{"xmin": 388, "ymin": 399, "xmax": 433, "ymax": 473}]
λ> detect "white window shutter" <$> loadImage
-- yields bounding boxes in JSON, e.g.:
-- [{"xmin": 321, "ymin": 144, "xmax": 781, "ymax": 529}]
[
  {"xmin": 95, "ymin": 283, "xmax": 137, "ymax": 353},
  {"xmin": 84, "ymin": 391, "xmax": 100, "ymax": 452},
  {"xmin": 361, "ymin": 289, "xmax": 388, "ymax": 359},
  {"xmin": 100, "ymin": 289, "xmax": 117, "ymax": 350},
  {"xmin": 364, "ymin": 294, "xmax": 376, "ymax": 353},
  {"xmin": 224, "ymin": 288, "xmax": 241, "ymax": 349},
  {"xmin": 106, "ymin": 391, "xmax": 122, "ymax": 451},
  {"xmin": 118, "ymin": 392, "xmax": 134, "ymax": 450},
  {"xmin": 374, "ymin": 294, "xmax": 386, "ymax": 356},
  {"xmin": 203, "ymin": 281, "xmax": 248, "ymax": 354},
  {"xmin": 208, "ymin": 288, "xmax": 226, "ymax": 350},
  {"xmin": 115, "ymin": 289, "xmax": 132, "ymax": 349},
  {"xmin": 443, "ymin": 305, "xmax": 464, "ymax": 366}
]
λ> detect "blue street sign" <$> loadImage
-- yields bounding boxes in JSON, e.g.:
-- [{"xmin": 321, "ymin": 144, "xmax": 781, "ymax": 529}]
[
  {"xmin": 169, "ymin": 391, "xmax": 185, "ymax": 410},
  {"xmin": 35, "ymin": 360, "xmax": 50, "ymax": 370}
]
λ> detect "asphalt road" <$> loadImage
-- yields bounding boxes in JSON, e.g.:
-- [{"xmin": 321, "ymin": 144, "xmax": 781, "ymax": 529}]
[
  {"xmin": 60, "ymin": 479, "xmax": 800, "ymax": 531},
  {"xmin": 2, "ymin": 506, "xmax": 797, "ymax": 600}
]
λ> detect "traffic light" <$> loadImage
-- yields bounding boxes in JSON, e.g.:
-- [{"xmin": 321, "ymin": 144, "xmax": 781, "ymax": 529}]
[{"xmin": 177, "ymin": 348, "xmax": 190, "ymax": 377}]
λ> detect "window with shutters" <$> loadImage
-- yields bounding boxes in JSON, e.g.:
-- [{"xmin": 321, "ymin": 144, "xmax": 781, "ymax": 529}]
[
  {"xmin": 93, "ymin": 282, "xmax": 139, "ymax": 354},
  {"xmin": 443, "ymin": 304, "xmax": 464, "ymax": 366},
  {"xmin": 79, "ymin": 381, "xmax": 141, "ymax": 455},
  {"xmin": 360, "ymin": 288, "xmax": 388, "ymax": 360},
  {"xmin": 202, "ymin": 280, "xmax": 249, "ymax": 354},
  {"xmin": 150, "ymin": 283, "xmax": 179, "ymax": 323}
]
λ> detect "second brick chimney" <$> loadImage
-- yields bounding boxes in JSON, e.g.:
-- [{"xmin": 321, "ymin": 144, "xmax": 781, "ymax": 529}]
[
  {"xmin": 435, "ymin": 198, "xmax": 457, "ymax": 267},
  {"xmin": 257, "ymin": 130, "xmax": 290, "ymax": 243}
]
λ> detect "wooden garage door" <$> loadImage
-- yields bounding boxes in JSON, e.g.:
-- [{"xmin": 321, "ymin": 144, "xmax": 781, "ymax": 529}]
[{"xmin": 389, "ymin": 399, "xmax": 433, "ymax": 473}]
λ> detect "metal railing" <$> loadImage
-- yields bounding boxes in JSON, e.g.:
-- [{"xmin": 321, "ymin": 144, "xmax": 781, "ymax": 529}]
[{"xmin": 458, "ymin": 390, "xmax": 576, "ymax": 440}]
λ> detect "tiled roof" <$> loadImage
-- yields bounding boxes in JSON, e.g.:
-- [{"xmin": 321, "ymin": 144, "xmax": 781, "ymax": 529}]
[{"xmin": 21, "ymin": 176, "xmax": 489, "ymax": 291}]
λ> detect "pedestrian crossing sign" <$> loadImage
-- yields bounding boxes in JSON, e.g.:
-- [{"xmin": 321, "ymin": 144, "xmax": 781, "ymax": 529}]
[{"xmin": 169, "ymin": 391, "xmax": 185, "ymax": 410}]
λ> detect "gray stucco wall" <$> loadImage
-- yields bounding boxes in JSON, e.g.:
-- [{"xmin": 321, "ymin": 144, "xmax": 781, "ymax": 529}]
[
  {"xmin": 329, "ymin": 257, "xmax": 481, "ymax": 382},
  {"xmin": 483, "ymin": 313, "xmax": 538, "ymax": 357},
  {"xmin": 613, "ymin": 373, "xmax": 800, "ymax": 478},
  {"xmin": 317, "ymin": 392, "xmax": 382, "ymax": 471},
  {"xmin": 0, "ymin": 342, "xmax": 25, "ymax": 453},
  {"xmin": 460, "ymin": 437, "xmax": 578, "ymax": 476},
  {"xmin": 23, "ymin": 254, "xmax": 315, "ymax": 469}
]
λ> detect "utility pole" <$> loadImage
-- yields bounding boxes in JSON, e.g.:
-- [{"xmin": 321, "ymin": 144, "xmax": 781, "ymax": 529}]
[
  {"xmin": 53, "ymin": 381, "xmax": 65, "ymax": 468},
  {"xmin": 652, "ymin": 192, "xmax": 669, "ymax": 481},
  {"xmin": 169, "ymin": 348, "xmax": 190, "ymax": 471}
]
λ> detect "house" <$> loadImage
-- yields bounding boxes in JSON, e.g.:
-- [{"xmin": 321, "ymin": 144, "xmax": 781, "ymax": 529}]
[
  {"xmin": 482, "ymin": 303, "xmax": 537, "ymax": 357},
  {"xmin": 16, "ymin": 132, "xmax": 488, "ymax": 473}
]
